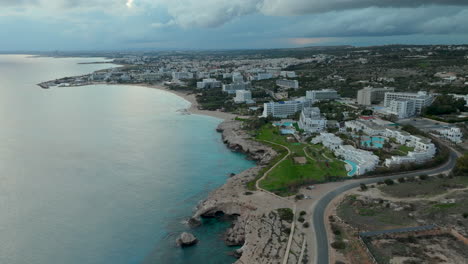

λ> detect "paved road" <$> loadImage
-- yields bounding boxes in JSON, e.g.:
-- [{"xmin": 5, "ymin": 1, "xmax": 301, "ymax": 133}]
[{"xmin": 312, "ymin": 148, "xmax": 459, "ymax": 264}]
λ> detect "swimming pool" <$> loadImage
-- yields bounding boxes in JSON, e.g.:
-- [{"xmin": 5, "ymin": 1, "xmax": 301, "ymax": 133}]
[
  {"xmin": 274, "ymin": 122, "xmax": 294, "ymax": 127},
  {"xmin": 361, "ymin": 136, "xmax": 385, "ymax": 149},
  {"xmin": 344, "ymin": 160, "xmax": 358, "ymax": 176}
]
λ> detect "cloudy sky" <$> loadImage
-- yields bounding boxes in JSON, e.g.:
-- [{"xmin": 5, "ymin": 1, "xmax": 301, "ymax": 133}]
[{"xmin": 1, "ymin": 0, "xmax": 468, "ymax": 51}]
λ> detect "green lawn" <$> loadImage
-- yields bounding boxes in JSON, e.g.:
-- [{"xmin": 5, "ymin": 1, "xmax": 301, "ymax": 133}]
[
  {"xmin": 398, "ymin": 145, "xmax": 415, "ymax": 155},
  {"xmin": 254, "ymin": 124, "xmax": 347, "ymax": 196}
]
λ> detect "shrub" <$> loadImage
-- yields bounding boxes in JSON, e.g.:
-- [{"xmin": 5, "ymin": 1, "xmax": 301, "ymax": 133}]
[
  {"xmin": 419, "ymin": 174, "xmax": 429, "ymax": 180},
  {"xmin": 360, "ymin": 183, "xmax": 368, "ymax": 191},
  {"xmin": 331, "ymin": 241, "xmax": 346, "ymax": 250},
  {"xmin": 398, "ymin": 177, "xmax": 406, "ymax": 183},
  {"xmin": 463, "ymin": 213, "xmax": 468, "ymax": 219},
  {"xmin": 303, "ymin": 222, "xmax": 310, "ymax": 228},
  {"xmin": 384, "ymin": 179, "xmax": 395, "ymax": 185},
  {"xmin": 244, "ymin": 191, "xmax": 253, "ymax": 195},
  {"xmin": 300, "ymin": 211, "xmax": 307, "ymax": 216},
  {"xmin": 277, "ymin": 208, "xmax": 294, "ymax": 223},
  {"xmin": 298, "ymin": 217, "xmax": 305, "ymax": 223},
  {"xmin": 295, "ymin": 194, "xmax": 305, "ymax": 200}
]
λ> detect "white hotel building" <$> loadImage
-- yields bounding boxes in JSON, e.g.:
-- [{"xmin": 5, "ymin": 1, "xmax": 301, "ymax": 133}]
[
  {"xmin": 196, "ymin": 78, "xmax": 222, "ymax": 89},
  {"xmin": 262, "ymin": 100, "xmax": 308, "ymax": 118},
  {"xmin": 222, "ymin": 82, "xmax": 252, "ymax": 94},
  {"xmin": 384, "ymin": 128, "xmax": 436, "ymax": 167},
  {"xmin": 172, "ymin": 72, "xmax": 194, "ymax": 80},
  {"xmin": 311, "ymin": 133, "xmax": 379, "ymax": 175},
  {"xmin": 436, "ymin": 127, "xmax": 463, "ymax": 143},
  {"xmin": 276, "ymin": 79, "xmax": 299, "ymax": 89},
  {"xmin": 386, "ymin": 99, "xmax": 416, "ymax": 118},
  {"xmin": 234, "ymin": 90, "xmax": 254, "ymax": 104},
  {"xmin": 298, "ymin": 107, "xmax": 327, "ymax": 133},
  {"xmin": 306, "ymin": 89, "xmax": 339, "ymax": 102},
  {"xmin": 384, "ymin": 91, "xmax": 433, "ymax": 115}
]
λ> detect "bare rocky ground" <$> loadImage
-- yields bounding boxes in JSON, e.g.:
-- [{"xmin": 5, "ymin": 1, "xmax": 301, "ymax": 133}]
[
  {"xmin": 368, "ymin": 234, "xmax": 468, "ymax": 264},
  {"xmin": 333, "ymin": 175, "xmax": 468, "ymax": 264},
  {"xmin": 191, "ymin": 121, "xmax": 307, "ymax": 264}
]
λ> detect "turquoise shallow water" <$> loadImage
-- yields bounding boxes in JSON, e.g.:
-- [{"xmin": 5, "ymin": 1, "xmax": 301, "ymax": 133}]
[{"xmin": 0, "ymin": 55, "xmax": 254, "ymax": 264}]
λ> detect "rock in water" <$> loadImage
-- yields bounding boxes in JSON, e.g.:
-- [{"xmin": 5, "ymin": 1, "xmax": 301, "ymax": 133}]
[{"xmin": 176, "ymin": 232, "xmax": 198, "ymax": 247}]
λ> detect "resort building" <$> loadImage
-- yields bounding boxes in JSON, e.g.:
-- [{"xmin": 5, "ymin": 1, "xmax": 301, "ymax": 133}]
[
  {"xmin": 384, "ymin": 91, "xmax": 433, "ymax": 114},
  {"xmin": 298, "ymin": 107, "xmax": 327, "ymax": 133},
  {"xmin": 222, "ymin": 82, "xmax": 252, "ymax": 94},
  {"xmin": 357, "ymin": 87, "xmax": 395, "ymax": 105},
  {"xmin": 311, "ymin": 133, "xmax": 379, "ymax": 175},
  {"xmin": 232, "ymin": 73, "xmax": 244, "ymax": 83},
  {"xmin": 384, "ymin": 129, "xmax": 436, "ymax": 167},
  {"xmin": 436, "ymin": 127, "xmax": 463, "ymax": 143},
  {"xmin": 306, "ymin": 89, "xmax": 339, "ymax": 102},
  {"xmin": 234, "ymin": 90, "xmax": 254, "ymax": 104},
  {"xmin": 386, "ymin": 99, "xmax": 416, "ymax": 118},
  {"xmin": 276, "ymin": 79, "xmax": 299, "ymax": 89},
  {"xmin": 280, "ymin": 71, "xmax": 297, "ymax": 78},
  {"xmin": 250, "ymin": 73, "xmax": 273, "ymax": 81},
  {"xmin": 345, "ymin": 119, "xmax": 387, "ymax": 136},
  {"xmin": 262, "ymin": 100, "xmax": 307, "ymax": 118},
  {"xmin": 172, "ymin": 72, "xmax": 194, "ymax": 80},
  {"xmin": 196, "ymin": 78, "xmax": 222, "ymax": 89}
]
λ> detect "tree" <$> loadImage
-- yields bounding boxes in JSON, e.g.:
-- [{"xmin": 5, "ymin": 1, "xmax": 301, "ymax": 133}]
[
  {"xmin": 454, "ymin": 154, "xmax": 468, "ymax": 176},
  {"xmin": 384, "ymin": 179, "xmax": 394, "ymax": 185}
]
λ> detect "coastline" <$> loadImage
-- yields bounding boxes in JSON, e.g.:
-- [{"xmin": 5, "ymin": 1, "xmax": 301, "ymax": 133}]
[
  {"xmin": 42, "ymin": 79, "xmax": 296, "ymax": 262},
  {"xmin": 119, "ymin": 83, "xmax": 237, "ymax": 121}
]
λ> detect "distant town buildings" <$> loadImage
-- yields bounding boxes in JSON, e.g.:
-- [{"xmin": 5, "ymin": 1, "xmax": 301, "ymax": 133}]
[
  {"xmin": 280, "ymin": 71, "xmax": 297, "ymax": 78},
  {"xmin": 232, "ymin": 73, "xmax": 244, "ymax": 83},
  {"xmin": 306, "ymin": 89, "xmax": 339, "ymax": 102},
  {"xmin": 384, "ymin": 91, "xmax": 433, "ymax": 115},
  {"xmin": 357, "ymin": 87, "xmax": 395, "ymax": 105},
  {"xmin": 250, "ymin": 73, "xmax": 273, "ymax": 81},
  {"xmin": 172, "ymin": 72, "xmax": 193, "ymax": 80},
  {"xmin": 196, "ymin": 78, "xmax": 222, "ymax": 89},
  {"xmin": 298, "ymin": 107, "xmax": 327, "ymax": 133},
  {"xmin": 234, "ymin": 90, "xmax": 254, "ymax": 104},
  {"xmin": 276, "ymin": 79, "xmax": 299, "ymax": 89},
  {"xmin": 222, "ymin": 82, "xmax": 252, "ymax": 94}
]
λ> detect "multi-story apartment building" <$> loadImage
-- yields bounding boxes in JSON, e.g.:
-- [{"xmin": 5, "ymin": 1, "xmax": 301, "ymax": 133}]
[
  {"xmin": 222, "ymin": 82, "xmax": 252, "ymax": 94},
  {"xmin": 276, "ymin": 79, "xmax": 299, "ymax": 89},
  {"xmin": 384, "ymin": 91, "xmax": 433, "ymax": 114},
  {"xmin": 356, "ymin": 87, "xmax": 395, "ymax": 105},
  {"xmin": 172, "ymin": 72, "xmax": 194, "ymax": 80},
  {"xmin": 306, "ymin": 89, "xmax": 339, "ymax": 102},
  {"xmin": 234, "ymin": 90, "xmax": 253, "ymax": 104},
  {"xmin": 262, "ymin": 100, "xmax": 307, "ymax": 118},
  {"xmin": 298, "ymin": 107, "xmax": 327, "ymax": 133},
  {"xmin": 386, "ymin": 99, "xmax": 416, "ymax": 118},
  {"xmin": 196, "ymin": 78, "xmax": 222, "ymax": 89}
]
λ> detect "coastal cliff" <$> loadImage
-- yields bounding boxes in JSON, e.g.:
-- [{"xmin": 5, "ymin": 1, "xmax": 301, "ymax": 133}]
[{"xmin": 192, "ymin": 121, "xmax": 303, "ymax": 264}]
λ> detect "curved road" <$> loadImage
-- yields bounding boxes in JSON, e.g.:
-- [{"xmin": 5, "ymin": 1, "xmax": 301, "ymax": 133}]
[{"xmin": 313, "ymin": 148, "xmax": 460, "ymax": 264}]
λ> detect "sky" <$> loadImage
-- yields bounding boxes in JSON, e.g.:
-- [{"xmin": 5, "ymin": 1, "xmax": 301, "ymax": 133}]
[{"xmin": 1, "ymin": 0, "xmax": 468, "ymax": 51}]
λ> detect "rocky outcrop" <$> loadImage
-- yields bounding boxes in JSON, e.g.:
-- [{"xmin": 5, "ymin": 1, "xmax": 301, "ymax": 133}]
[
  {"xmin": 190, "ymin": 120, "xmax": 301, "ymax": 263},
  {"xmin": 176, "ymin": 232, "xmax": 198, "ymax": 247},
  {"xmin": 217, "ymin": 121, "xmax": 276, "ymax": 165}
]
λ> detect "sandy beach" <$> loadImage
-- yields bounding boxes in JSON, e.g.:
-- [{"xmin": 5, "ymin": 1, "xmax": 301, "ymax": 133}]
[{"xmin": 124, "ymin": 83, "xmax": 237, "ymax": 121}]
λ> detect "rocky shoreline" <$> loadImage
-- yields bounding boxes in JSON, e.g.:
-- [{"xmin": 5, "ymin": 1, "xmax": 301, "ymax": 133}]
[{"xmin": 191, "ymin": 121, "xmax": 304, "ymax": 264}]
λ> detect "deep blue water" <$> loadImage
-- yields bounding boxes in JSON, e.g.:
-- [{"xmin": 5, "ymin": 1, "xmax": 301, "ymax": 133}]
[{"xmin": 0, "ymin": 55, "xmax": 254, "ymax": 264}]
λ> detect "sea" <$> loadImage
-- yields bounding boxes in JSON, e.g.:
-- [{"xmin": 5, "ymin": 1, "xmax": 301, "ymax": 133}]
[{"xmin": 0, "ymin": 55, "xmax": 254, "ymax": 264}]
